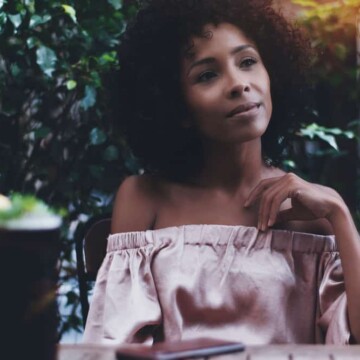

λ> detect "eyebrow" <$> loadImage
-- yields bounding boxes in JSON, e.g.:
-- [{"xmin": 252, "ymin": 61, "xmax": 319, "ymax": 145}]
[{"xmin": 187, "ymin": 44, "xmax": 256, "ymax": 75}]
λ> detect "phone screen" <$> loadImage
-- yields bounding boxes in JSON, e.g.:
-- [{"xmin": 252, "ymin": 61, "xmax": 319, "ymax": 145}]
[{"xmin": 116, "ymin": 337, "xmax": 245, "ymax": 360}]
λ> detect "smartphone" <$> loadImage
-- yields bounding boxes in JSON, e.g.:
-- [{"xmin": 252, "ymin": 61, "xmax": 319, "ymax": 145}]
[{"xmin": 116, "ymin": 337, "xmax": 245, "ymax": 360}]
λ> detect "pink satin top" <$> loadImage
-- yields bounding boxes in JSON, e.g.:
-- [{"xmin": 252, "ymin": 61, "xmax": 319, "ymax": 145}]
[{"xmin": 83, "ymin": 224, "xmax": 351, "ymax": 345}]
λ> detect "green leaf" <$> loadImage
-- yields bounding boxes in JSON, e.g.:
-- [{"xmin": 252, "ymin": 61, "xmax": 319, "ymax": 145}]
[
  {"xmin": 36, "ymin": 45, "xmax": 57, "ymax": 77},
  {"xmin": 81, "ymin": 85, "xmax": 96, "ymax": 110},
  {"xmin": 0, "ymin": 193, "xmax": 55, "ymax": 221},
  {"xmin": 324, "ymin": 127, "xmax": 342, "ymax": 135},
  {"xmin": 8, "ymin": 14, "xmax": 22, "ymax": 29},
  {"xmin": 26, "ymin": 36, "xmax": 38, "ymax": 49},
  {"xmin": 61, "ymin": 4, "xmax": 77, "ymax": 23},
  {"xmin": 66, "ymin": 80, "xmax": 77, "ymax": 90},
  {"xmin": 344, "ymin": 131, "xmax": 355, "ymax": 139},
  {"xmin": 89, "ymin": 165, "xmax": 104, "ymax": 179},
  {"xmin": 0, "ymin": 12, "xmax": 7, "ymax": 32},
  {"xmin": 10, "ymin": 63, "xmax": 21, "ymax": 77},
  {"xmin": 0, "ymin": 0, "xmax": 6, "ymax": 10},
  {"xmin": 29, "ymin": 14, "xmax": 52, "ymax": 28},
  {"xmin": 103, "ymin": 145, "xmax": 119, "ymax": 161},
  {"xmin": 99, "ymin": 51, "xmax": 117, "ymax": 66},
  {"xmin": 107, "ymin": 0, "xmax": 123, "ymax": 10},
  {"xmin": 24, "ymin": 0, "xmax": 35, "ymax": 13},
  {"xmin": 90, "ymin": 71, "xmax": 101, "ymax": 87},
  {"xmin": 297, "ymin": 122, "xmax": 353, "ymax": 150},
  {"xmin": 299, "ymin": 127, "xmax": 315, "ymax": 139},
  {"xmin": 282, "ymin": 160, "xmax": 296, "ymax": 169},
  {"xmin": 89, "ymin": 128, "xmax": 106, "ymax": 145},
  {"xmin": 34, "ymin": 127, "xmax": 50, "ymax": 139},
  {"xmin": 316, "ymin": 133, "xmax": 338, "ymax": 150}
]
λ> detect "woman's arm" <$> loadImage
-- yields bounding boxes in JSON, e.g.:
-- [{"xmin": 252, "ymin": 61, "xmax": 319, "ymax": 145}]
[
  {"xmin": 245, "ymin": 173, "xmax": 360, "ymax": 343},
  {"xmin": 327, "ymin": 202, "xmax": 360, "ymax": 343}
]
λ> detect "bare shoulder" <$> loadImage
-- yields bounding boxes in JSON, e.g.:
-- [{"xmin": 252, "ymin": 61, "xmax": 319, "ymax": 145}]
[
  {"xmin": 265, "ymin": 166, "xmax": 286, "ymax": 178},
  {"xmin": 111, "ymin": 174, "xmax": 161, "ymax": 233}
]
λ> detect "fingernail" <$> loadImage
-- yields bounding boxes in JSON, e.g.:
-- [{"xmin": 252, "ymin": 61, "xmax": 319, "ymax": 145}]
[{"xmin": 244, "ymin": 200, "xmax": 249, "ymax": 208}]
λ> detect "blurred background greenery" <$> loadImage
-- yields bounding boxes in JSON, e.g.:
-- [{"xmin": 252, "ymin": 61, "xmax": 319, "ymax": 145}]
[{"xmin": 0, "ymin": 0, "xmax": 359, "ymax": 340}]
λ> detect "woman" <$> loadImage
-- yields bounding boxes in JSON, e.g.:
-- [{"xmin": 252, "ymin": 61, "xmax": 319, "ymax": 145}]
[{"xmin": 83, "ymin": 0, "xmax": 360, "ymax": 345}]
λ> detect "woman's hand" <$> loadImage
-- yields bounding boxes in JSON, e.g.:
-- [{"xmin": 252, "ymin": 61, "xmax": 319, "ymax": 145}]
[
  {"xmin": 244, "ymin": 173, "xmax": 344, "ymax": 231},
  {"xmin": 247, "ymin": 175, "xmax": 360, "ymax": 343}
]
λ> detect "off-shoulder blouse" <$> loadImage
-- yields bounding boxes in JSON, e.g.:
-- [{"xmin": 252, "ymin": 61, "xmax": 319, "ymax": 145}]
[{"xmin": 83, "ymin": 224, "xmax": 351, "ymax": 345}]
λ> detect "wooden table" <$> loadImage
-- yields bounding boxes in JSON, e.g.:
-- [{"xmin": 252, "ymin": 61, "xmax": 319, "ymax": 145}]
[{"xmin": 58, "ymin": 344, "xmax": 360, "ymax": 360}]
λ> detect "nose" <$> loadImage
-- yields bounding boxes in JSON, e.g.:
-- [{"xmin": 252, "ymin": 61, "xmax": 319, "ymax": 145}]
[
  {"xmin": 229, "ymin": 83, "xmax": 250, "ymax": 98},
  {"xmin": 225, "ymin": 70, "xmax": 250, "ymax": 99}
]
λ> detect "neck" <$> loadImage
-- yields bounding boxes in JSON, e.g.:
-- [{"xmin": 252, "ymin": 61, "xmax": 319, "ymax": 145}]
[{"xmin": 196, "ymin": 138, "xmax": 267, "ymax": 192}]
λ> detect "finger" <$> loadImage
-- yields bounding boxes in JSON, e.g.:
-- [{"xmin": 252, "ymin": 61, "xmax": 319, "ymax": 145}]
[
  {"xmin": 258, "ymin": 182, "xmax": 289, "ymax": 231},
  {"xmin": 244, "ymin": 176, "xmax": 282, "ymax": 208},
  {"xmin": 267, "ymin": 190, "xmax": 291, "ymax": 228},
  {"xmin": 268, "ymin": 186, "xmax": 312, "ymax": 228},
  {"xmin": 258, "ymin": 175, "xmax": 304, "ymax": 230}
]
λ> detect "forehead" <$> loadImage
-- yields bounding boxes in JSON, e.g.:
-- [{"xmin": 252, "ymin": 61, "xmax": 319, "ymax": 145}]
[{"xmin": 183, "ymin": 22, "xmax": 256, "ymax": 60}]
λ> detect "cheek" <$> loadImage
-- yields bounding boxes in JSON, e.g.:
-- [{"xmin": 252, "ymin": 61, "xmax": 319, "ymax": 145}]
[
  {"xmin": 185, "ymin": 89, "xmax": 217, "ymax": 117},
  {"xmin": 266, "ymin": 90, "xmax": 272, "ymax": 117},
  {"xmin": 263, "ymin": 77, "xmax": 273, "ymax": 118}
]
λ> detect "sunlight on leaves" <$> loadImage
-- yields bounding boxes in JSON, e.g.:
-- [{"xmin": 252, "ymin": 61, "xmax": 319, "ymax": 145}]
[
  {"xmin": 66, "ymin": 80, "xmax": 77, "ymax": 90},
  {"xmin": 26, "ymin": 36, "xmax": 38, "ymax": 49},
  {"xmin": 89, "ymin": 128, "xmax": 106, "ymax": 146},
  {"xmin": 294, "ymin": 0, "xmax": 360, "ymax": 20},
  {"xmin": 297, "ymin": 123, "xmax": 355, "ymax": 150},
  {"xmin": 8, "ymin": 14, "xmax": 22, "ymax": 28},
  {"xmin": 36, "ymin": 45, "xmax": 57, "ymax": 77},
  {"xmin": 81, "ymin": 85, "xmax": 97, "ymax": 110},
  {"xmin": 292, "ymin": 0, "xmax": 318, "ymax": 7},
  {"xmin": 282, "ymin": 160, "xmax": 297, "ymax": 169},
  {"xmin": 61, "ymin": 4, "xmax": 77, "ymax": 23},
  {"xmin": 0, "ymin": 12, "xmax": 7, "ymax": 32},
  {"xmin": 107, "ymin": 0, "xmax": 123, "ymax": 10},
  {"xmin": 24, "ymin": 0, "xmax": 35, "ymax": 13},
  {"xmin": 29, "ymin": 14, "xmax": 52, "ymax": 28}
]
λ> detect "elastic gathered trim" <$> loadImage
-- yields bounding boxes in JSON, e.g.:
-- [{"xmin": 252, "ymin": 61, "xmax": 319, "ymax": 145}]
[{"xmin": 106, "ymin": 224, "xmax": 337, "ymax": 254}]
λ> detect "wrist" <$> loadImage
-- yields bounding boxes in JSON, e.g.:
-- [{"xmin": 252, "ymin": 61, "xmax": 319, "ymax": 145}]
[{"xmin": 326, "ymin": 199, "xmax": 351, "ymax": 228}]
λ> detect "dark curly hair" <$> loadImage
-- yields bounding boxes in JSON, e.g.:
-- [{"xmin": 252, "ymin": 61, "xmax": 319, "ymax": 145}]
[{"xmin": 113, "ymin": 0, "xmax": 312, "ymax": 180}]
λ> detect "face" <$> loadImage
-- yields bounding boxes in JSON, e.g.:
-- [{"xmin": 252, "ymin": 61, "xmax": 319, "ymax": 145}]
[{"xmin": 181, "ymin": 23, "xmax": 272, "ymax": 144}]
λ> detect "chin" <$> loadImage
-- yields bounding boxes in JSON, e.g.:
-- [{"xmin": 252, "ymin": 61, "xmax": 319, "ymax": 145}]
[{"xmin": 229, "ymin": 122, "xmax": 269, "ymax": 143}]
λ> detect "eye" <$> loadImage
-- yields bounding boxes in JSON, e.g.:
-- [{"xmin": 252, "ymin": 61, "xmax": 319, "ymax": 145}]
[
  {"xmin": 239, "ymin": 57, "xmax": 258, "ymax": 68},
  {"xmin": 197, "ymin": 71, "xmax": 217, "ymax": 83}
]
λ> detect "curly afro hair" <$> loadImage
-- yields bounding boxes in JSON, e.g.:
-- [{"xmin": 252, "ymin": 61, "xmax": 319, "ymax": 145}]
[{"xmin": 113, "ymin": 0, "xmax": 312, "ymax": 180}]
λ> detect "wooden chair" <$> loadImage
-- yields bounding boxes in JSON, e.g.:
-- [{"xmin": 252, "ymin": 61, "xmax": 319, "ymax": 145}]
[{"xmin": 76, "ymin": 217, "xmax": 111, "ymax": 326}]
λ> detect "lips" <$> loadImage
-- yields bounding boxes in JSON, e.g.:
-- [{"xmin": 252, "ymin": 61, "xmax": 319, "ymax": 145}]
[{"xmin": 226, "ymin": 102, "xmax": 260, "ymax": 118}]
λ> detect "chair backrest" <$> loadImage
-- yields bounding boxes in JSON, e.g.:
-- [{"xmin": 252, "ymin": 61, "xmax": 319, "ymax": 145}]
[
  {"xmin": 84, "ymin": 218, "xmax": 111, "ymax": 279},
  {"xmin": 76, "ymin": 217, "xmax": 111, "ymax": 326}
]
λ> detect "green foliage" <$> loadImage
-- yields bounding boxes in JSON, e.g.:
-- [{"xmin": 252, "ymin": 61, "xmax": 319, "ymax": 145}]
[
  {"xmin": 297, "ymin": 123, "xmax": 355, "ymax": 151},
  {"xmin": 0, "ymin": 0, "xmax": 138, "ymax": 338},
  {"xmin": 289, "ymin": 0, "xmax": 359, "ymax": 214},
  {"xmin": 0, "ymin": 193, "xmax": 47, "ymax": 220},
  {"xmin": 294, "ymin": 0, "xmax": 359, "ymax": 109}
]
